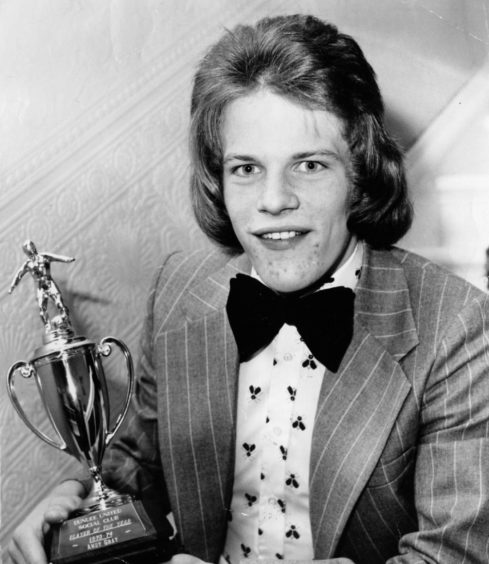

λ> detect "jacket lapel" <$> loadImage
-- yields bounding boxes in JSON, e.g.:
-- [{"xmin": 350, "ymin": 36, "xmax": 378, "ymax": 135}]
[
  {"xmin": 310, "ymin": 246, "xmax": 418, "ymax": 557},
  {"xmin": 158, "ymin": 253, "xmax": 249, "ymax": 561}
]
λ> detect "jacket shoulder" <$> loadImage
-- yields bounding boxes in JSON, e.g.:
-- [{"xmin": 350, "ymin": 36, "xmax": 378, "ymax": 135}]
[
  {"xmin": 149, "ymin": 247, "xmax": 244, "ymax": 333},
  {"xmin": 387, "ymin": 246, "xmax": 486, "ymax": 318}
]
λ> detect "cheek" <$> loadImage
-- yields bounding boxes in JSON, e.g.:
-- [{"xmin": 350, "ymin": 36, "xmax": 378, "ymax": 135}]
[
  {"xmin": 223, "ymin": 192, "xmax": 240, "ymax": 228},
  {"xmin": 225, "ymin": 192, "xmax": 256, "ymax": 236},
  {"xmin": 319, "ymin": 191, "xmax": 350, "ymax": 232},
  {"xmin": 312, "ymin": 202, "xmax": 350, "ymax": 258},
  {"xmin": 226, "ymin": 207, "xmax": 247, "ymax": 237}
]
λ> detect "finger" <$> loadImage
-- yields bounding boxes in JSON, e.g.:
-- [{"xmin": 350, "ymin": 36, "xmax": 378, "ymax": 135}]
[
  {"xmin": 44, "ymin": 495, "xmax": 82, "ymax": 523},
  {"xmin": 6, "ymin": 540, "xmax": 26, "ymax": 564},
  {"xmin": 42, "ymin": 520, "xmax": 52, "ymax": 537},
  {"xmin": 43, "ymin": 505, "xmax": 71, "ymax": 523},
  {"xmin": 170, "ymin": 554, "xmax": 205, "ymax": 564},
  {"xmin": 8, "ymin": 534, "xmax": 47, "ymax": 564}
]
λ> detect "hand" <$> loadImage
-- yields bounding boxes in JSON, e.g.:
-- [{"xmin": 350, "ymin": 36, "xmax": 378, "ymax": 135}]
[
  {"xmin": 167, "ymin": 555, "xmax": 211, "ymax": 564},
  {"xmin": 7, "ymin": 480, "xmax": 86, "ymax": 564}
]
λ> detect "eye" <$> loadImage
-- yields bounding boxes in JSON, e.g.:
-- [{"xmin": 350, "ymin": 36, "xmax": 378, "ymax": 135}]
[
  {"xmin": 231, "ymin": 163, "xmax": 260, "ymax": 177},
  {"xmin": 295, "ymin": 161, "xmax": 326, "ymax": 173}
]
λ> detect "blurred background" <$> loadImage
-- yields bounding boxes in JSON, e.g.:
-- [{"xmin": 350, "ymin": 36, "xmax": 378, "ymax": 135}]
[{"xmin": 1, "ymin": 0, "xmax": 488, "ymax": 559}]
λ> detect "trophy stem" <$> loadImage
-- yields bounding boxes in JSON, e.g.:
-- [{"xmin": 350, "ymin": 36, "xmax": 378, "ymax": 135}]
[{"xmin": 75, "ymin": 466, "xmax": 132, "ymax": 515}]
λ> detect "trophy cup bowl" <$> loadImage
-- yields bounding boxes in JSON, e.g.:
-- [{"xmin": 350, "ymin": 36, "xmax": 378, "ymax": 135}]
[
  {"xmin": 7, "ymin": 330, "xmax": 161, "ymax": 563},
  {"xmin": 8, "ymin": 333, "xmax": 134, "ymax": 509},
  {"xmin": 6, "ymin": 242, "xmax": 172, "ymax": 564}
]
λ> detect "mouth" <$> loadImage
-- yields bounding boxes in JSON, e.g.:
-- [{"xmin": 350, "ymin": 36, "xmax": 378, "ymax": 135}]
[
  {"xmin": 255, "ymin": 229, "xmax": 308, "ymax": 241},
  {"xmin": 253, "ymin": 229, "xmax": 309, "ymax": 249}
]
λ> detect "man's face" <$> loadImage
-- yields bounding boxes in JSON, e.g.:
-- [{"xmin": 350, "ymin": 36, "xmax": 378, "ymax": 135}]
[{"xmin": 222, "ymin": 88, "xmax": 355, "ymax": 293}]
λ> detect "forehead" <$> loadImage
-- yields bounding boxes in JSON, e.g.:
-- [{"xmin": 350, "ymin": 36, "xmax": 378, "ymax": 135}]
[{"xmin": 220, "ymin": 88, "xmax": 348, "ymax": 157}]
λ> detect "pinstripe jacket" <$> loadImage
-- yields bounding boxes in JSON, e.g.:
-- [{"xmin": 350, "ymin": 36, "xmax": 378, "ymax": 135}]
[{"xmin": 104, "ymin": 244, "xmax": 489, "ymax": 564}]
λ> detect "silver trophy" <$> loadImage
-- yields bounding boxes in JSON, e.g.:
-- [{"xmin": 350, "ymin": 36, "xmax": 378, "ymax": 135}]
[{"xmin": 6, "ymin": 241, "xmax": 161, "ymax": 564}]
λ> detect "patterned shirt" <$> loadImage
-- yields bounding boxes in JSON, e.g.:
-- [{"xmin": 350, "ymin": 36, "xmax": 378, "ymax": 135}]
[{"xmin": 221, "ymin": 242, "xmax": 363, "ymax": 564}]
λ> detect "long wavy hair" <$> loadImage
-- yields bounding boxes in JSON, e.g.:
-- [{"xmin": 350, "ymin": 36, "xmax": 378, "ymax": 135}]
[{"xmin": 189, "ymin": 14, "xmax": 412, "ymax": 253}]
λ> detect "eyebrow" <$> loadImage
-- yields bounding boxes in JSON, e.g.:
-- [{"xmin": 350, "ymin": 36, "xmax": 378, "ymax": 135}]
[
  {"xmin": 292, "ymin": 150, "xmax": 341, "ymax": 161},
  {"xmin": 223, "ymin": 149, "xmax": 341, "ymax": 164},
  {"xmin": 223, "ymin": 154, "xmax": 256, "ymax": 164}
]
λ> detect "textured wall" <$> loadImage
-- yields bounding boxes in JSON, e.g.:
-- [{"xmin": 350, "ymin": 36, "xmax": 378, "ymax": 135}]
[
  {"xmin": 0, "ymin": 0, "xmax": 275, "ymax": 556},
  {"xmin": 1, "ymin": 0, "xmax": 488, "ymax": 560}
]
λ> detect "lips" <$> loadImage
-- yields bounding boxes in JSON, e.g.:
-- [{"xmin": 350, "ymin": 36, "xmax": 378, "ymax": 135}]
[
  {"xmin": 252, "ymin": 228, "xmax": 309, "ymax": 251},
  {"xmin": 254, "ymin": 227, "xmax": 308, "ymax": 239},
  {"xmin": 260, "ymin": 230, "xmax": 304, "ymax": 240}
]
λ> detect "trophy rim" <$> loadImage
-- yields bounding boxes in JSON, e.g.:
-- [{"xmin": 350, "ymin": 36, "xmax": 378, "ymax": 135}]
[{"xmin": 32, "ymin": 335, "xmax": 94, "ymax": 360}]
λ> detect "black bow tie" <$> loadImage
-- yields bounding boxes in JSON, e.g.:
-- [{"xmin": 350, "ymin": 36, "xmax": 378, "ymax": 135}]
[{"xmin": 226, "ymin": 273, "xmax": 355, "ymax": 373}]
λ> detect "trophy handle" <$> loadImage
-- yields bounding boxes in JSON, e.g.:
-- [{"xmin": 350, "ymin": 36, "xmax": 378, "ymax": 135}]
[
  {"xmin": 7, "ymin": 361, "xmax": 66, "ymax": 451},
  {"xmin": 98, "ymin": 336, "xmax": 134, "ymax": 447}
]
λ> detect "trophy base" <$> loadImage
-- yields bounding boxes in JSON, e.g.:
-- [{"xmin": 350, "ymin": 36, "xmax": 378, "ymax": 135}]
[{"xmin": 49, "ymin": 499, "xmax": 163, "ymax": 564}]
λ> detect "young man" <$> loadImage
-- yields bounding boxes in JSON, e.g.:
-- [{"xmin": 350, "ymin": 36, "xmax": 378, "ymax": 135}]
[{"xmin": 9, "ymin": 14, "xmax": 489, "ymax": 564}]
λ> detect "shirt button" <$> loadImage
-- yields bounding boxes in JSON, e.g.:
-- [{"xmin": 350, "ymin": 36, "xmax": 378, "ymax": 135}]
[{"xmin": 283, "ymin": 353, "xmax": 293, "ymax": 361}]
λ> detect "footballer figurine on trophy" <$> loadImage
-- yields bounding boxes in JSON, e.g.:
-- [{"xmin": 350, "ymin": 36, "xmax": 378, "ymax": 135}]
[{"xmin": 9, "ymin": 240, "xmax": 75, "ymax": 333}]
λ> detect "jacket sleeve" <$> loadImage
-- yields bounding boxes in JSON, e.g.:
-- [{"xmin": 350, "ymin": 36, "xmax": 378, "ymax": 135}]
[{"xmin": 388, "ymin": 293, "xmax": 489, "ymax": 563}]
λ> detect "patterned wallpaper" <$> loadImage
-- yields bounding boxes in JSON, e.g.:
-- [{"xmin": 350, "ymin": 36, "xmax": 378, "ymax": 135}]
[
  {"xmin": 0, "ymin": 0, "xmax": 285, "ymax": 557},
  {"xmin": 1, "ymin": 0, "xmax": 488, "ymax": 560}
]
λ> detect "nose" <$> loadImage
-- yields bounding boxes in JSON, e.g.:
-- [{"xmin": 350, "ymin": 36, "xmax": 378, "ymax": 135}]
[{"xmin": 257, "ymin": 172, "xmax": 299, "ymax": 215}]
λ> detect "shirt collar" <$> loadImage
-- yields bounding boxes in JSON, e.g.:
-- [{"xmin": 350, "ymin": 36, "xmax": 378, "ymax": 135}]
[{"xmin": 320, "ymin": 240, "xmax": 363, "ymax": 292}]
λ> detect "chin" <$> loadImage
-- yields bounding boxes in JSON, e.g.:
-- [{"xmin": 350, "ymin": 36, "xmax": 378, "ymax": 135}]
[{"xmin": 262, "ymin": 275, "xmax": 312, "ymax": 294}]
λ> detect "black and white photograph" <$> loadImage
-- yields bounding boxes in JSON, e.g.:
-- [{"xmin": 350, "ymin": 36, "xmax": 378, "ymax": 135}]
[{"xmin": 1, "ymin": 2, "xmax": 489, "ymax": 563}]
